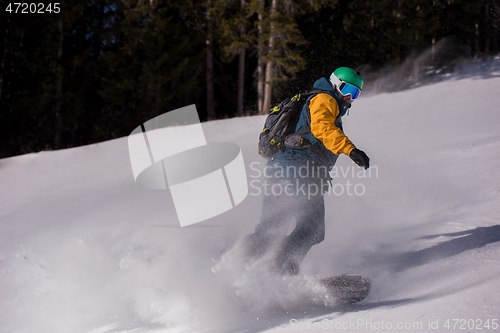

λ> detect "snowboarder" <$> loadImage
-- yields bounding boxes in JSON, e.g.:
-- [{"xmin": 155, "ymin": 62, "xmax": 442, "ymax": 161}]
[{"xmin": 244, "ymin": 67, "xmax": 371, "ymax": 275}]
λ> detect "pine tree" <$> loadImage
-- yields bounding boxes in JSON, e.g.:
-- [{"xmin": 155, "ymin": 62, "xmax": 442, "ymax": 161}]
[
  {"xmin": 206, "ymin": 0, "xmax": 216, "ymax": 120},
  {"xmin": 262, "ymin": 0, "xmax": 277, "ymax": 115},
  {"xmin": 237, "ymin": 0, "xmax": 247, "ymax": 117}
]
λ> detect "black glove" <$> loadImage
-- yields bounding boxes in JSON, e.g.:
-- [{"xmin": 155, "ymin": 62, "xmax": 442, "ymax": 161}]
[{"xmin": 349, "ymin": 148, "xmax": 370, "ymax": 169}]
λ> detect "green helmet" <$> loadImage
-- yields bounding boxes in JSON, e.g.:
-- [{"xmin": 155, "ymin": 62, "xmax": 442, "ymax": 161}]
[{"xmin": 331, "ymin": 67, "xmax": 363, "ymax": 91}]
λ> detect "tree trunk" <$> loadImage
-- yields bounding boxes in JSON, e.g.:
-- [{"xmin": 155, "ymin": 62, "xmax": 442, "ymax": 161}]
[
  {"xmin": 237, "ymin": 0, "xmax": 246, "ymax": 117},
  {"xmin": 262, "ymin": 0, "xmax": 277, "ymax": 115},
  {"xmin": 257, "ymin": 0, "xmax": 264, "ymax": 114},
  {"xmin": 54, "ymin": 21, "xmax": 64, "ymax": 150},
  {"xmin": 0, "ymin": 24, "xmax": 8, "ymax": 109},
  {"xmin": 206, "ymin": 0, "xmax": 215, "ymax": 120},
  {"xmin": 475, "ymin": 22, "xmax": 480, "ymax": 59}
]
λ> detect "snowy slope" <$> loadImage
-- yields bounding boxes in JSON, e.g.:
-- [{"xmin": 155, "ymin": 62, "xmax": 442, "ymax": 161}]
[{"xmin": 1, "ymin": 60, "xmax": 500, "ymax": 333}]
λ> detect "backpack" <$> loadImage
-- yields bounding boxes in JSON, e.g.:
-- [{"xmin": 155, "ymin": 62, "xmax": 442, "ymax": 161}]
[{"xmin": 258, "ymin": 89, "xmax": 325, "ymax": 159}]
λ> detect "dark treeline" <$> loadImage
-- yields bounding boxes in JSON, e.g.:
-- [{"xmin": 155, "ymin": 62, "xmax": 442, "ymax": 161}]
[{"xmin": 1, "ymin": 0, "xmax": 499, "ymax": 158}]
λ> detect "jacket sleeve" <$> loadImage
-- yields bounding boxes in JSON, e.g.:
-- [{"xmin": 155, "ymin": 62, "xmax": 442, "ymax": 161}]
[{"xmin": 308, "ymin": 93, "xmax": 356, "ymax": 156}]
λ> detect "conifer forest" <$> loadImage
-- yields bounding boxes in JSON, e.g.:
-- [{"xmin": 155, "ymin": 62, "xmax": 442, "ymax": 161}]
[{"xmin": 1, "ymin": 0, "xmax": 499, "ymax": 158}]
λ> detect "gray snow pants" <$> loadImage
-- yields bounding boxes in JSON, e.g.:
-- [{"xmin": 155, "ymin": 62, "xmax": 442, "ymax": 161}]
[{"xmin": 244, "ymin": 158, "xmax": 327, "ymax": 274}]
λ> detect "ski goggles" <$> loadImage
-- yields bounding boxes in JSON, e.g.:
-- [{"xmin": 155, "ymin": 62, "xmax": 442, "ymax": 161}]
[{"xmin": 339, "ymin": 82, "xmax": 361, "ymax": 99}]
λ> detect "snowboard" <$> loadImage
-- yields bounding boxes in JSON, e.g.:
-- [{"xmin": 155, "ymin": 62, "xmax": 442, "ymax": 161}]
[{"xmin": 320, "ymin": 274, "xmax": 371, "ymax": 304}]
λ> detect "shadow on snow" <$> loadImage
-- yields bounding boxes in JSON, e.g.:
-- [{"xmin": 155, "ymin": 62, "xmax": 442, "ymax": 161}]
[{"xmin": 393, "ymin": 225, "xmax": 500, "ymax": 272}]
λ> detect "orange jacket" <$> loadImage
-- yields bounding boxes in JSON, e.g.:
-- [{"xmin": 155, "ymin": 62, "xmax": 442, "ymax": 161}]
[{"xmin": 308, "ymin": 93, "xmax": 356, "ymax": 156}]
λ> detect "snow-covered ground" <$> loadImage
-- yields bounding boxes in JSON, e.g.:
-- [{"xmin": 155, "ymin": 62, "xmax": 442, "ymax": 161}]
[{"xmin": 1, "ymin": 59, "xmax": 500, "ymax": 333}]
